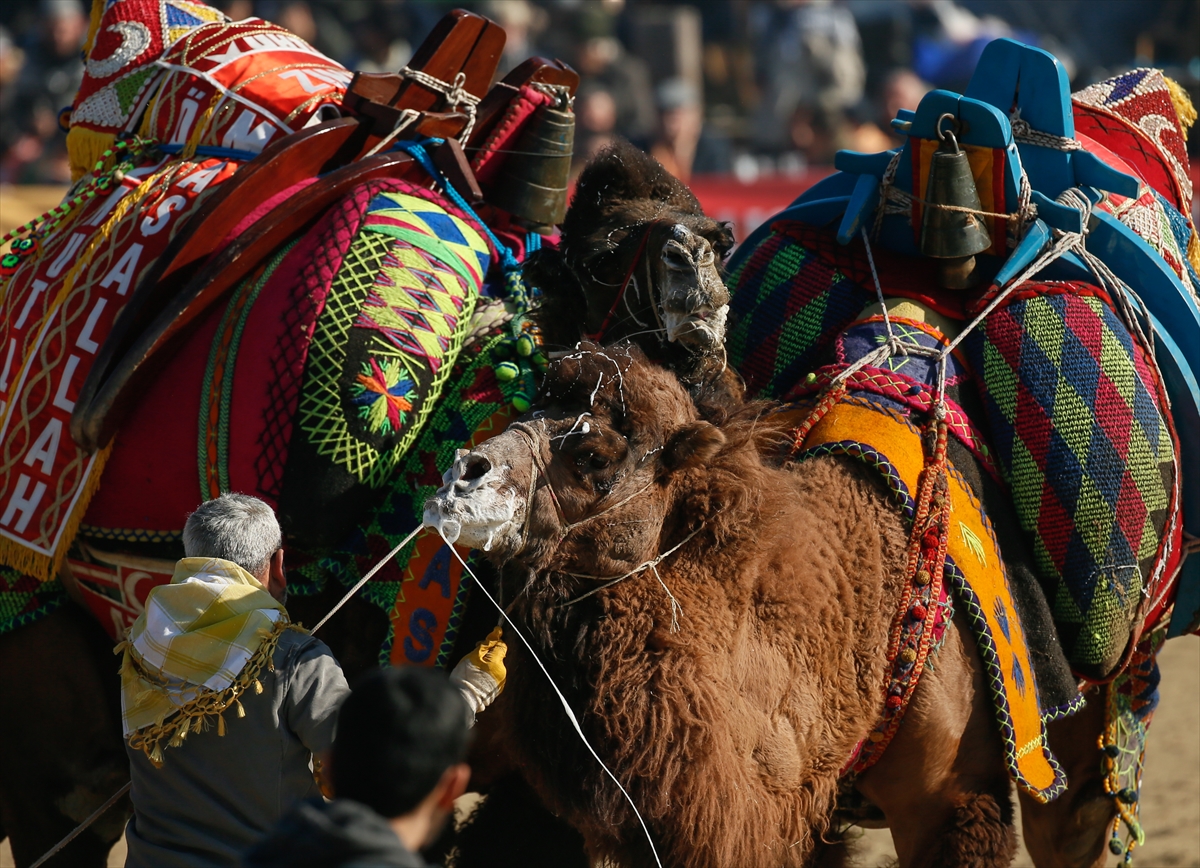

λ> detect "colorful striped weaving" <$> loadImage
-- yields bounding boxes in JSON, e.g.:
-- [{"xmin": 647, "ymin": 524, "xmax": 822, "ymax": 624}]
[{"xmin": 963, "ymin": 284, "xmax": 1177, "ymax": 679}]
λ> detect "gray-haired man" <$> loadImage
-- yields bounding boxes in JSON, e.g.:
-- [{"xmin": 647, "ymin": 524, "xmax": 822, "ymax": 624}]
[{"xmin": 120, "ymin": 493, "xmax": 350, "ymax": 867}]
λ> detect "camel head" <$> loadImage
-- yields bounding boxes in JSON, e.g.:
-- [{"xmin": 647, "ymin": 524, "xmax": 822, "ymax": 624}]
[
  {"xmin": 525, "ymin": 142, "xmax": 736, "ymax": 393},
  {"xmin": 424, "ymin": 344, "xmax": 730, "ymax": 573}
]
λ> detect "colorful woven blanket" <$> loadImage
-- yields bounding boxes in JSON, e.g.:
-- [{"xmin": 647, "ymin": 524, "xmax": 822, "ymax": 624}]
[
  {"xmin": 728, "ymin": 218, "xmax": 1184, "ymax": 681},
  {"xmin": 68, "ymin": 0, "xmax": 348, "ymax": 180},
  {"xmin": 961, "ymin": 282, "xmax": 1180, "ymax": 680}
]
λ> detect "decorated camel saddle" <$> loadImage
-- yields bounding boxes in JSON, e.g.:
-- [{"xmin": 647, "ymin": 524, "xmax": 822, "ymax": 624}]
[
  {"xmin": 727, "ymin": 39, "xmax": 1196, "ymax": 858},
  {"xmin": 0, "ymin": 1, "xmax": 577, "ymax": 668}
]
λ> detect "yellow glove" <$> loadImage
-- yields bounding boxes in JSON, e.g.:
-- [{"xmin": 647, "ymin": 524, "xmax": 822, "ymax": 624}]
[
  {"xmin": 468, "ymin": 626, "xmax": 507, "ymax": 686},
  {"xmin": 451, "ymin": 627, "xmax": 507, "ymax": 725}
]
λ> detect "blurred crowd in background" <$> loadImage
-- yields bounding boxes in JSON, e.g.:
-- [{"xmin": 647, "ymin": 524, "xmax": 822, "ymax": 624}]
[{"xmin": 2, "ymin": 0, "xmax": 1198, "ymax": 186}]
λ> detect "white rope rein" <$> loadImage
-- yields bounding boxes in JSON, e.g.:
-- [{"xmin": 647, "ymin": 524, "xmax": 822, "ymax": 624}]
[
  {"xmin": 438, "ymin": 534, "xmax": 666, "ymax": 868},
  {"xmin": 310, "ymin": 524, "xmax": 423, "ymax": 634}
]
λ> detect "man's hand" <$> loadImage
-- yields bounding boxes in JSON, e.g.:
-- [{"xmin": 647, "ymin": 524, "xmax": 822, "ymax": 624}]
[{"xmin": 450, "ymin": 627, "xmax": 507, "ymax": 725}]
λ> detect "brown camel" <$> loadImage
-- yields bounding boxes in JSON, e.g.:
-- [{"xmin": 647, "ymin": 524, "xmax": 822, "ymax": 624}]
[
  {"xmin": 525, "ymin": 140, "xmax": 741, "ymax": 405},
  {"xmin": 427, "ymin": 344, "xmax": 1055, "ymax": 867}
]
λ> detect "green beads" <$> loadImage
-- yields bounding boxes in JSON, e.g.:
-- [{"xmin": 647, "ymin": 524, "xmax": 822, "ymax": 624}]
[
  {"xmin": 494, "ymin": 361, "xmax": 520, "ymax": 382},
  {"xmin": 511, "ymin": 393, "xmax": 531, "ymax": 413},
  {"xmin": 515, "ymin": 333, "xmax": 535, "ymax": 357}
]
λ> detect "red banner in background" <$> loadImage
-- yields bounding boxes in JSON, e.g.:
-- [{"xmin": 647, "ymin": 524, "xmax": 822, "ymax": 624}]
[{"xmin": 687, "ymin": 170, "xmax": 833, "ymax": 245}]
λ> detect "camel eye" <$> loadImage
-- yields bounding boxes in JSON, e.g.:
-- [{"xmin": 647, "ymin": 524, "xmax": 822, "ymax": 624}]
[{"xmin": 578, "ymin": 452, "xmax": 611, "ymax": 471}]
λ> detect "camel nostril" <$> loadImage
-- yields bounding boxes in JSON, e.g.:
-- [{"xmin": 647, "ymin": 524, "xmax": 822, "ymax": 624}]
[
  {"xmin": 664, "ymin": 246, "xmax": 692, "ymax": 270},
  {"xmin": 460, "ymin": 453, "xmax": 492, "ymax": 482}
]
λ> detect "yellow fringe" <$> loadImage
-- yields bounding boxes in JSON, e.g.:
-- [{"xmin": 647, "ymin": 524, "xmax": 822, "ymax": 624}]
[
  {"xmin": 1164, "ymin": 76, "xmax": 1197, "ymax": 139},
  {"xmin": 84, "ymin": 0, "xmax": 104, "ymax": 58},
  {"xmin": 66, "ymin": 126, "xmax": 117, "ymax": 183},
  {"xmin": 125, "ymin": 619, "xmax": 294, "ymax": 765},
  {"xmin": 1189, "ymin": 231, "xmax": 1200, "ymax": 277}
]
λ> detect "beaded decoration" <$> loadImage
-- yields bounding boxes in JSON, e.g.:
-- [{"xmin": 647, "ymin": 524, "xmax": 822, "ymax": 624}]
[
  {"xmin": 1100, "ymin": 628, "xmax": 1164, "ymax": 864},
  {"xmin": 0, "ymin": 136, "xmax": 159, "ymax": 276}
]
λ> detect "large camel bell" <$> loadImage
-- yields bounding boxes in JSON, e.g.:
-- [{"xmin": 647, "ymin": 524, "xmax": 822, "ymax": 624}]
[
  {"xmin": 920, "ymin": 114, "xmax": 991, "ymax": 289},
  {"xmin": 490, "ymin": 101, "xmax": 574, "ymax": 234}
]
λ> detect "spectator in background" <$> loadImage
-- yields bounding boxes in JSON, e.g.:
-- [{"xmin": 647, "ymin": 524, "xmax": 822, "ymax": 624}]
[
  {"xmin": 651, "ymin": 77, "xmax": 731, "ymax": 181},
  {"xmin": 2, "ymin": 0, "xmax": 85, "ymax": 184},
  {"xmin": 0, "ymin": 26, "xmax": 25, "ymax": 160},
  {"xmin": 787, "ymin": 103, "xmax": 849, "ymax": 167},
  {"xmin": 845, "ymin": 98, "xmax": 893, "ymax": 154},
  {"xmin": 748, "ymin": 0, "xmax": 865, "ymax": 156},
  {"xmin": 574, "ymin": 82, "xmax": 619, "ymax": 175},
  {"xmin": 244, "ymin": 666, "xmax": 472, "ymax": 868},
  {"xmin": 879, "ymin": 68, "xmax": 932, "ymax": 146},
  {"xmin": 571, "ymin": 3, "xmax": 656, "ymax": 149},
  {"xmin": 484, "ymin": 0, "xmax": 547, "ymax": 78}
]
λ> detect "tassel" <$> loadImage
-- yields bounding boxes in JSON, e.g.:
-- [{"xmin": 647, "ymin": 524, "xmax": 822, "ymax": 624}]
[
  {"xmin": 1164, "ymin": 76, "xmax": 1197, "ymax": 137},
  {"xmin": 150, "ymin": 744, "xmax": 164, "ymax": 767},
  {"xmin": 236, "ymin": 701, "xmax": 245, "ymax": 719},
  {"xmin": 65, "ymin": 126, "xmax": 117, "ymax": 183},
  {"xmin": 169, "ymin": 733, "xmax": 183, "ymax": 748},
  {"xmin": 254, "ymin": 679, "xmax": 263, "ymax": 695},
  {"xmin": 84, "ymin": 0, "xmax": 104, "ymax": 57},
  {"xmin": 217, "ymin": 714, "xmax": 226, "ymax": 737},
  {"xmin": 192, "ymin": 717, "xmax": 203, "ymax": 734}
]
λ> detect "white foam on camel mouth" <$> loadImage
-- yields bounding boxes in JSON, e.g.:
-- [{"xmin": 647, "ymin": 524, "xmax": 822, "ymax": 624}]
[
  {"xmin": 665, "ymin": 304, "xmax": 728, "ymax": 348},
  {"xmin": 423, "ymin": 452, "xmax": 522, "ymax": 551}
]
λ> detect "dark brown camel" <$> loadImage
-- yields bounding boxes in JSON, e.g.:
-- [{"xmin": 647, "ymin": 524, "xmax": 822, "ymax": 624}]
[
  {"xmin": 427, "ymin": 344, "xmax": 1049, "ymax": 867},
  {"xmin": 525, "ymin": 140, "xmax": 742, "ymax": 405}
]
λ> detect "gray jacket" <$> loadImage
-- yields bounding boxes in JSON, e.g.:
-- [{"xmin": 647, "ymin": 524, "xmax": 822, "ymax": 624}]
[{"xmin": 124, "ymin": 629, "xmax": 350, "ymax": 868}]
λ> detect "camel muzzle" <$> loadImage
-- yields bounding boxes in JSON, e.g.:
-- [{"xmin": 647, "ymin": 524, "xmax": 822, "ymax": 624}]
[
  {"xmin": 658, "ymin": 225, "xmax": 730, "ymax": 352},
  {"xmin": 424, "ymin": 443, "xmax": 529, "ymax": 553}
]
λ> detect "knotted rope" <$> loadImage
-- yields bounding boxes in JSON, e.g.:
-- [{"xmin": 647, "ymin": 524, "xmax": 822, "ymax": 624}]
[
  {"xmin": 398, "ymin": 67, "xmax": 480, "ymax": 141},
  {"xmin": 1009, "ymin": 110, "xmax": 1084, "ymax": 151}
]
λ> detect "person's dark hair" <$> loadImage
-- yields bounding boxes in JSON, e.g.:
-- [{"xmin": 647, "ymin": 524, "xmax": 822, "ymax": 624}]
[{"xmin": 331, "ymin": 666, "xmax": 470, "ymax": 817}]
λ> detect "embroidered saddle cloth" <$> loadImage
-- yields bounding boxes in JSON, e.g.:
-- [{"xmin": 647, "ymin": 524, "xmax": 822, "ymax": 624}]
[
  {"xmin": 728, "ymin": 221, "xmax": 1184, "ymax": 681},
  {"xmin": 794, "ymin": 397, "xmax": 1065, "ymax": 801}
]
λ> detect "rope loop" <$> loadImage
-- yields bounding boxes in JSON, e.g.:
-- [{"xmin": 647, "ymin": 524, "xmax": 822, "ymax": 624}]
[{"xmin": 398, "ymin": 67, "xmax": 480, "ymax": 141}]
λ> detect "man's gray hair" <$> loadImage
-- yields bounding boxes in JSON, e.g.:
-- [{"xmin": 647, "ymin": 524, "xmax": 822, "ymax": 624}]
[{"xmin": 183, "ymin": 493, "xmax": 282, "ymax": 576}]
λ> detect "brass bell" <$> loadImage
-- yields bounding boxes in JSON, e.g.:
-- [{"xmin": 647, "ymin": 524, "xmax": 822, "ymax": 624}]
[
  {"xmin": 920, "ymin": 114, "xmax": 991, "ymax": 289},
  {"xmin": 489, "ymin": 102, "xmax": 575, "ymax": 234}
]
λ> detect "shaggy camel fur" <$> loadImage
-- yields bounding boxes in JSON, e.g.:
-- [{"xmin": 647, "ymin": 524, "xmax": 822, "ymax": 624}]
[
  {"xmin": 525, "ymin": 141, "xmax": 741, "ymax": 403},
  {"xmin": 427, "ymin": 345, "xmax": 1023, "ymax": 867}
]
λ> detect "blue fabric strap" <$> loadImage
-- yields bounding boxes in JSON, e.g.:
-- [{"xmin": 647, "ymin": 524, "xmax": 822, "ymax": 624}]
[{"xmin": 388, "ymin": 138, "xmax": 520, "ymax": 273}]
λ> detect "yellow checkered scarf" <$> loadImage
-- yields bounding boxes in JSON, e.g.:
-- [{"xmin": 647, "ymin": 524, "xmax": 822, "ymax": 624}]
[{"xmin": 118, "ymin": 557, "xmax": 290, "ymax": 766}]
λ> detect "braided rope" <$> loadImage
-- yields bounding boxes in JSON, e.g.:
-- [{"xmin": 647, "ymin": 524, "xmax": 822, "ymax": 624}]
[
  {"xmin": 1009, "ymin": 112, "xmax": 1083, "ymax": 151},
  {"xmin": 398, "ymin": 68, "xmax": 480, "ymax": 141}
]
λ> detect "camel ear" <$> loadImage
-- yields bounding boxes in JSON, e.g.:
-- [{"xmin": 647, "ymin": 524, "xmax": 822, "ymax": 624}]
[{"xmin": 662, "ymin": 421, "xmax": 726, "ymax": 471}]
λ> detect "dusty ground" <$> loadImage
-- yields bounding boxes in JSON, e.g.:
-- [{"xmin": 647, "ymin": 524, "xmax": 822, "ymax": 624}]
[{"xmin": 0, "ymin": 185, "xmax": 68, "ymax": 236}]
